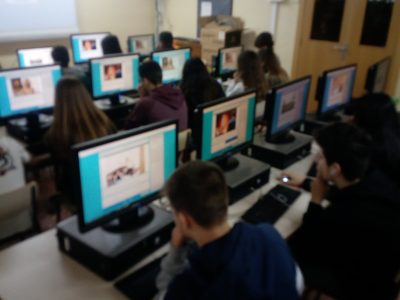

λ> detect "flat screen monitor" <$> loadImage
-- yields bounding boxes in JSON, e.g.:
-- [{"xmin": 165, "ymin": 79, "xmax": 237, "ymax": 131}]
[
  {"xmin": 316, "ymin": 64, "xmax": 357, "ymax": 118},
  {"xmin": 73, "ymin": 120, "xmax": 178, "ymax": 233},
  {"xmin": 365, "ymin": 57, "xmax": 390, "ymax": 93},
  {"xmin": 151, "ymin": 48, "xmax": 191, "ymax": 84},
  {"xmin": 265, "ymin": 76, "xmax": 311, "ymax": 143},
  {"xmin": 17, "ymin": 47, "xmax": 54, "ymax": 68},
  {"xmin": 0, "ymin": 65, "xmax": 62, "ymax": 119},
  {"xmin": 70, "ymin": 32, "xmax": 110, "ymax": 64},
  {"xmin": 217, "ymin": 46, "xmax": 242, "ymax": 78},
  {"xmin": 128, "ymin": 34, "xmax": 155, "ymax": 56},
  {"xmin": 194, "ymin": 91, "xmax": 256, "ymax": 169},
  {"xmin": 90, "ymin": 53, "xmax": 140, "ymax": 100}
]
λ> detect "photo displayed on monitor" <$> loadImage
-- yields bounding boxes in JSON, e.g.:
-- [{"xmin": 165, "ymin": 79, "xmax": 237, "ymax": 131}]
[
  {"xmin": 91, "ymin": 54, "xmax": 140, "ymax": 98},
  {"xmin": 151, "ymin": 48, "xmax": 191, "ymax": 84},
  {"xmin": 197, "ymin": 91, "xmax": 256, "ymax": 161},
  {"xmin": 71, "ymin": 32, "xmax": 110, "ymax": 64},
  {"xmin": 268, "ymin": 77, "xmax": 311, "ymax": 137},
  {"xmin": 218, "ymin": 46, "xmax": 242, "ymax": 76},
  {"xmin": 0, "ymin": 65, "xmax": 62, "ymax": 118},
  {"xmin": 128, "ymin": 34, "xmax": 155, "ymax": 56},
  {"xmin": 17, "ymin": 47, "xmax": 54, "ymax": 68},
  {"xmin": 366, "ymin": 57, "xmax": 390, "ymax": 93},
  {"xmin": 74, "ymin": 121, "xmax": 177, "ymax": 231},
  {"xmin": 319, "ymin": 65, "xmax": 356, "ymax": 115}
]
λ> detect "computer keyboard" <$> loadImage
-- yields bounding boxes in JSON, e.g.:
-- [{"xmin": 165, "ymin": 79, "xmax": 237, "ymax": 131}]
[{"xmin": 242, "ymin": 184, "xmax": 301, "ymax": 224}]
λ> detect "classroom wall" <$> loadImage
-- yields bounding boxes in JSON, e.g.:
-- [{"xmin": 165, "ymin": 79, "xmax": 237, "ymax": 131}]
[{"xmin": 0, "ymin": 0, "xmax": 155, "ymax": 69}]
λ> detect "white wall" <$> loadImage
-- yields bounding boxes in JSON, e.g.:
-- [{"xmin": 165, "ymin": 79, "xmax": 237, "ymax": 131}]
[{"xmin": 0, "ymin": 0, "xmax": 155, "ymax": 69}]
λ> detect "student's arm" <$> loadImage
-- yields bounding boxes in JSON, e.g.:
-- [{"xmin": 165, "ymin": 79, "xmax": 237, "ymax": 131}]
[
  {"xmin": 125, "ymin": 99, "xmax": 149, "ymax": 129},
  {"xmin": 225, "ymin": 80, "xmax": 244, "ymax": 97}
]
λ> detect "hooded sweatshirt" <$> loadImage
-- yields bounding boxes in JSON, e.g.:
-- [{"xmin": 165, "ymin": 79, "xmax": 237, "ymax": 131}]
[{"xmin": 126, "ymin": 85, "xmax": 188, "ymax": 131}]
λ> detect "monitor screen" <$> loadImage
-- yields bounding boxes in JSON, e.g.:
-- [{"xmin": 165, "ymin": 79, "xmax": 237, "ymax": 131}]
[
  {"xmin": 151, "ymin": 48, "xmax": 191, "ymax": 84},
  {"xmin": 319, "ymin": 65, "xmax": 356, "ymax": 115},
  {"xmin": 367, "ymin": 57, "xmax": 390, "ymax": 93},
  {"xmin": 218, "ymin": 46, "xmax": 242, "ymax": 76},
  {"xmin": 0, "ymin": 65, "xmax": 62, "ymax": 118},
  {"xmin": 196, "ymin": 91, "xmax": 256, "ymax": 161},
  {"xmin": 267, "ymin": 77, "xmax": 311, "ymax": 138},
  {"xmin": 90, "ymin": 53, "xmax": 140, "ymax": 99},
  {"xmin": 17, "ymin": 47, "xmax": 54, "ymax": 68},
  {"xmin": 128, "ymin": 34, "xmax": 155, "ymax": 56},
  {"xmin": 74, "ymin": 121, "xmax": 177, "ymax": 231},
  {"xmin": 71, "ymin": 32, "xmax": 110, "ymax": 64}
]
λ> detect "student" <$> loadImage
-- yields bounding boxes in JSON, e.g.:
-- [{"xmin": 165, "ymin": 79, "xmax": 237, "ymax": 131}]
[
  {"xmin": 156, "ymin": 161, "xmax": 302, "ymax": 300},
  {"xmin": 125, "ymin": 61, "xmax": 188, "ymax": 131},
  {"xmin": 288, "ymin": 123, "xmax": 400, "ymax": 300},
  {"xmin": 157, "ymin": 31, "xmax": 174, "ymax": 50},
  {"xmin": 259, "ymin": 48, "xmax": 289, "ymax": 90},
  {"xmin": 51, "ymin": 46, "xmax": 86, "ymax": 79},
  {"xmin": 101, "ymin": 34, "xmax": 123, "ymax": 55},
  {"xmin": 254, "ymin": 31, "xmax": 274, "ymax": 51},
  {"xmin": 46, "ymin": 77, "xmax": 116, "ymax": 201},
  {"xmin": 225, "ymin": 50, "xmax": 267, "ymax": 101},
  {"xmin": 180, "ymin": 58, "xmax": 225, "ymax": 130}
]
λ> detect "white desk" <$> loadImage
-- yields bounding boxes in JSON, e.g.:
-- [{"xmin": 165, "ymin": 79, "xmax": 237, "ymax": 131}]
[{"xmin": 0, "ymin": 151, "xmax": 315, "ymax": 300}]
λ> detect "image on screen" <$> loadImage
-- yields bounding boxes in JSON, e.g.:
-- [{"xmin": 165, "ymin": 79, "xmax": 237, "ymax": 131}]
[
  {"xmin": 219, "ymin": 46, "xmax": 242, "ymax": 76},
  {"xmin": 152, "ymin": 49, "xmax": 191, "ymax": 84},
  {"xmin": 373, "ymin": 59, "xmax": 390, "ymax": 93},
  {"xmin": 128, "ymin": 35, "xmax": 154, "ymax": 55},
  {"xmin": 321, "ymin": 66, "xmax": 356, "ymax": 113},
  {"xmin": 270, "ymin": 78, "xmax": 310, "ymax": 136},
  {"xmin": 71, "ymin": 32, "xmax": 109, "ymax": 64},
  {"xmin": 18, "ymin": 47, "xmax": 54, "ymax": 68},
  {"xmin": 0, "ymin": 65, "xmax": 62, "ymax": 118},
  {"xmin": 200, "ymin": 92, "xmax": 256, "ymax": 161},
  {"xmin": 91, "ymin": 54, "xmax": 140, "ymax": 98}
]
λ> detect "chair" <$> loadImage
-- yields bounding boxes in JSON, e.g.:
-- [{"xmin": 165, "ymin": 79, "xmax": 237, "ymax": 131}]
[
  {"xmin": 0, "ymin": 181, "xmax": 39, "ymax": 243},
  {"xmin": 178, "ymin": 128, "xmax": 194, "ymax": 163}
]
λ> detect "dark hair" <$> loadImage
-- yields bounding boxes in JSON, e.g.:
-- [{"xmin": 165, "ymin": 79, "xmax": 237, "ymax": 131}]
[
  {"xmin": 316, "ymin": 122, "xmax": 372, "ymax": 181},
  {"xmin": 164, "ymin": 161, "xmax": 229, "ymax": 228},
  {"xmin": 159, "ymin": 31, "xmax": 173, "ymax": 49},
  {"xmin": 255, "ymin": 32, "xmax": 274, "ymax": 49},
  {"xmin": 139, "ymin": 61, "xmax": 162, "ymax": 85},
  {"xmin": 52, "ymin": 46, "xmax": 70, "ymax": 68},
  {"xmin": 258, "ymin": 48, "xmax": 281, "ymax": 75},
  {"xmin": 101, "ymin": 35, "xmax": 122, "ymax": 55},
  {"xmin": 238, "ymin": 51, "xmax": 267, "ymax": 99}
]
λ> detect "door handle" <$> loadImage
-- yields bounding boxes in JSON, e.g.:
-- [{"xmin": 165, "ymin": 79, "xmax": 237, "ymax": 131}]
[{"xmin": 333, "ymin": 44, "xmax": 348, "ymax": 59}]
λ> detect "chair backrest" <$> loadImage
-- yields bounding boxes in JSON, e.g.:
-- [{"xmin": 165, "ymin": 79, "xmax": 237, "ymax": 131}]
[
  {"xmin": 178, "ymin": 128, "xmax": 191, "ymax": 152},
  {"xmin": 0, "ymin": 181, "xmax": 38, "ymax": 220}
]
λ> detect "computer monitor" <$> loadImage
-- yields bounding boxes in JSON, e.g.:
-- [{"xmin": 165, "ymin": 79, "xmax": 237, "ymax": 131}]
[
  {"xmin": 365, "ymin": 57, "xmax": 390, "ymax": 93},
  {"xmin": 17, "ymin": 47, "xmax": 54, "ymax": 68},
  {"xmin": 70, "ymin": 32, "xmax": 110, "ymax": 64},
  {"xmin": 216, "ymin": 46, "xmax": 242, "ymax": 79},
  {"xmin": 72, "ymin": 120, "xmax": 178, "ymax": 233},
  {"xmin": 90, "ymin": 53, "xmax": 140, "ymax": 105},
  {"xmin": 316, "ymin": 64, "xmax": 357, "ymax": 120},
  {"xmin": 265, "ymin": 76, "xmax": 311, "ymax": 144},
  {"xmin": 0, "ymin": 65, "xmax": 62, "ymax": 123},
  {"xmin": 194, "ymin": 91, "xmax": 256, "ymax": 170},
  {"xmin": 127, "ymin": 34, "xmax": 155, "ymax": 56},
  {"xmin": 151, "ymin": 48, "xmax": 191, "ymax": 84}
]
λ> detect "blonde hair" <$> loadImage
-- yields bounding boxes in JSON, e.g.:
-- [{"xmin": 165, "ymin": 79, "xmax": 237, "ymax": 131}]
[{"xmin": 47, "ymin": 77, "xmax": 115, "ymax": 159}]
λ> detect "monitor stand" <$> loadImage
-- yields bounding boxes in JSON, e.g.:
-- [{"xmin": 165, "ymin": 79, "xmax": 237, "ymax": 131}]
[
  {"xmin": 221, "ymin": 154, "xmax": 271, "ymax": 204},
  {"xmin": 102, "ymin": 206, "xmax": 154, "ymax": 233},
  {"xmin": 217, "ymin": 156, "xmax": 240, "ymax": 171},
  {"xmin": 300, "ymin": 112, "xmax": 343, "ymax": 135},
  {"xmin": 56, "ymin": 204, "xmax": 174, "ymax": 281},
  {"xmin": 244, "ymin": 131, "xmax": 312, "ymax": 169},
  {"xmin": 266, "ymin": 131, "xmax": 296, "ymax": 144}
]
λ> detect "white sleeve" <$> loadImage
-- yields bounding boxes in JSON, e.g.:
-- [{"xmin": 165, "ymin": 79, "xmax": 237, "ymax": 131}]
[
  {"xmin": 8, "ymin": 137, "xmax": 31, "ymax": 163},
  {"xmin": 226, "ymin": 81, "xmax": 245, "ymax": 97}
]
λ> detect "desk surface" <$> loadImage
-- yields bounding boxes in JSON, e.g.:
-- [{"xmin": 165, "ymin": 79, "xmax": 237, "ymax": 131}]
[{"xmin": 0, "ymin": 150, "xmax": 315, "ymax": 300}]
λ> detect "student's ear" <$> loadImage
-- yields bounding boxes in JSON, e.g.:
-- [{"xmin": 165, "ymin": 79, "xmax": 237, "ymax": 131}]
[{"xmin": 175, "ymin": 211, "xmax": 192, "ymax": 232}]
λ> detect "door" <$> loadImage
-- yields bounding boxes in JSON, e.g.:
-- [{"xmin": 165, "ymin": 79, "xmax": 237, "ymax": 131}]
[{"xmin": 292, "ymin": 0, "xmax": 400, "ymax": 112}]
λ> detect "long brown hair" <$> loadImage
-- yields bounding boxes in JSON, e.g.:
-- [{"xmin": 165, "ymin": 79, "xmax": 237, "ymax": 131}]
[
  {"xmin": 259, "ymin": 48, "xmax": 289, "ymax": 78},
  {"xmin": 238, "ymin": 50, "xmax": 267, "ymax": 100},
  {"xmin": 47, "ymin": 77, "xmax": 115, "ymax": 159}
]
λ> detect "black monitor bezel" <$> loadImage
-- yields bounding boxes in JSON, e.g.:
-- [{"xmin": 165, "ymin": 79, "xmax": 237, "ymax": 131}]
[
  {"xmin": 265, "ymin": 75, "xmax": 312, "ymax": 141},
  {"xmin": 127, "ymin": 34, "xmax": 155, "ymax": 55},
  {"xmin": 316, "ymin": 63, "xmax": 357, "ymax": 117},
  {"xmin": 16, "ymin": 46, "xmax": 55, "ymax": 68},
  {"xmin": 70, "ymin": 32, "xmax": 111, "ymax": 65},
  {"xmin": 193, "ymin": 90, "xmax": 257, "ymax": 163},
  {"xmin": 0, "ymin": 64, "xmax": 61, "ymax": 122},
  {"xmin": 89, "ymin": 52, "xmax": 141, "ymax": 100},
  {"xmin": 364, "ymin": 56, "xmax": 391, "ymax": 93},
  {"xmin": 150, "ymin": 47, "xmax": 192, "ymax": 84},
  {"xmin": 72, "ymin": 119, "xmax": 179, "ymax": 233},
  {"xmin": 216, "ymin": 46, "xmax": 243, "ymax": 78}
]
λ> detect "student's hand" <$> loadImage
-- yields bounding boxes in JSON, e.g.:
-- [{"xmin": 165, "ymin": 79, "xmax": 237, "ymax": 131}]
[
  {"xmin": 233, "ymin": 71, "xmax": 241, "ymax": 83},
  {"xmin": 277, "ymin": 172, "xmax": 305, "ymax": 187},
  {"xmin": 170, "ymin": 226, "xmax": 187, "ymax": 249},
  {"xmin": 310, "ymin": 175, "xmax": 329, "ymax": 205}
]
